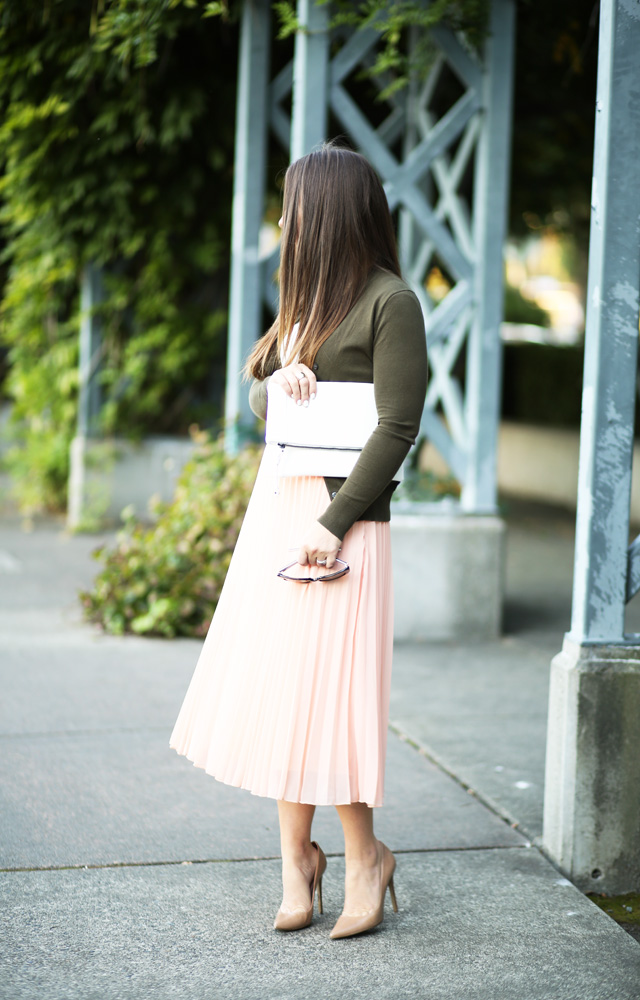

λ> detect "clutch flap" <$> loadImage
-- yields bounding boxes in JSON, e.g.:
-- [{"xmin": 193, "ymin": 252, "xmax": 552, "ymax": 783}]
[{"xmin": 265, "ymin": 381, "xmax": 378, "ymax": 449}]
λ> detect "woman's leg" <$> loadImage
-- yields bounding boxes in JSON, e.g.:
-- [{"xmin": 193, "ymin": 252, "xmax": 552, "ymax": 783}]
[
  {"xmin": 277, "ymin": 800, "xmax": 319, "ymax": 912},
  {"xmin": 335, "ymin": 803, "xmax": 385, "ymax": 914}
]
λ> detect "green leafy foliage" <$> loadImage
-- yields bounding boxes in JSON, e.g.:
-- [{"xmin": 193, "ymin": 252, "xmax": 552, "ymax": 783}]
[
  {"xmin": 330, "ymin": 1, "xmax": 488, "ymax": 96},
  {"xmin": 0, "ymin": 244, "xmax": 79, "ymax": 512},
  {"xmin": 80, "ymin": 432, "xmax": 262, "ymax": 637},
  {"xmin": 274, "ymin": 1, "xmax": 488, "ymax": 95},
  {"xmin": 0, "ymin": 0, "xmax": 237, "ymax": 511}
]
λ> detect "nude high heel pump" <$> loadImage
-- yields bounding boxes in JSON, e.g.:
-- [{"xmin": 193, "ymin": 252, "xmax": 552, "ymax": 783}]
[
  {"xmin": 274, "ymin": 841, "xmax": 327, "ymax": 931},
  {"xmin": 329, "ymin": 841, "xmax": 398, "ymax": 940}
]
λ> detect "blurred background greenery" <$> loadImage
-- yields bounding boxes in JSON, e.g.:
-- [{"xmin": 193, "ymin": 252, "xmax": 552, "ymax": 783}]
[{"xmin": 0, "ymin": 0, "xmax": 240, "ymax": 512}]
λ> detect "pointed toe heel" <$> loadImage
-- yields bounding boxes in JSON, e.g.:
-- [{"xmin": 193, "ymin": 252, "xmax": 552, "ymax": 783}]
[
  {"xmin": 274, "ymin": 841, "xmax": 327, "ymax": 932},
  {"xmin": 329, "ymin": 842, "xmax": 398, "ymax": 940}
]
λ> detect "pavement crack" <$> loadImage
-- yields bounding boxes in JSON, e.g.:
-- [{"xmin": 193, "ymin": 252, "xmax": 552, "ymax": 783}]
[
  {"xmin": 0, "ymin": 725, "xmax": 169, "ymax": 740},
  {"xmin": 0, "ymin": 845, "xmax": 532, "ymax": 875},
  {"xmin": 388, "ymin": 720, "xmax": 534, "ymax": 844}
]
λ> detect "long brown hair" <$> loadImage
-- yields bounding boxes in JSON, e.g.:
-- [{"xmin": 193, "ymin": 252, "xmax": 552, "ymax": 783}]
[{"xmin": 244, "ymin": 145, "xmax": 401, "ymax": 380}]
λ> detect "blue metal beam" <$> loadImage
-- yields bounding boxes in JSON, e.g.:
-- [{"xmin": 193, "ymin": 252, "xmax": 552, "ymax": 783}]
[
  {"xmin": 225, "ymin": 0, "xmax": 271, "ymax": 453},
  {"xmin": 330, "ymin": 80, "xmax": 473, "ymax": 281},
  {"xmin": 569, "ymin": 0, "xmax": 640, "ymax": 643},
  {"xmin": 462, "ymin": 0, "xmax": 516, "ymax": 513},
  {"xmin": 290, "ymin": 0, "xmax": 329, "ymax": 158},
  {"xmin": 419, "ymin": 409, "xmax": 467, "ymax": 482},
  {"xmin": 385, "ymin": 89, "xmax": 482, "ymax": 208},
  {"xmin": 430, "ymin": 25, "xmax": 482, "ymax": 92},
  {"xmin": 270, "ymin": 61, "xmax": 294, "ymax": 152}
]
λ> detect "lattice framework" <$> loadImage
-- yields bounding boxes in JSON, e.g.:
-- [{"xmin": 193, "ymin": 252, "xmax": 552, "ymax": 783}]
[{"xmin": 226, "ymin": 0, "xmax": 516, "ymax": 514}]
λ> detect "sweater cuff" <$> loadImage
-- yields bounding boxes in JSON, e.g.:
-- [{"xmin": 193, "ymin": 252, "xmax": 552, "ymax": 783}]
[{"xmin": 316, "ymin": 494, "xmax": 362, "ymax": 542}]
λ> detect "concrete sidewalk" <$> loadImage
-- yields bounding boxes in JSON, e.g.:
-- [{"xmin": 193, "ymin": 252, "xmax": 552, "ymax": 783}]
[{"xmin": 1, "ymin": 503, "xmax": 639, "ymax": 1000}]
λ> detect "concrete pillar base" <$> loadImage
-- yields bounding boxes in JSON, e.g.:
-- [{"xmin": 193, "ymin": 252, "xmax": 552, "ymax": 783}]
[
  {"xmin": 67, "ymin": 435, "xmax": 195, "ymax": 530},
  {"xmin": 390, "ymin": 511, "xmax": 505, "ymax": 641},
  {"xmin": 543, "ymin": 637, "xmax": 640, "ymax": 895}
]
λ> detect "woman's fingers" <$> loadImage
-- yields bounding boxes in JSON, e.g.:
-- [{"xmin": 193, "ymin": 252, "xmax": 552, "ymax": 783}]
[
  {"xmin": 296, "ymin": 524, "xmax": 342, "ymax": 569},
  {"xmin": 297, "ymin": 545, "xmax": 310, "ymax": 567},
  {"xmin": 271, "ymin": 371, "xmax": 298, "ymax": 400},
  {"xmin": 298, "ymin": 366, "xmax": 317, "ymax": 401},
  {"xmin": 272, "ymin": 365, "xmax": 317, "ymax": 404},
  {"xmin": 288, "ymin": 366, "xmax": 313, "ymax": 404},
  {"xmin": 297, "ymin": 547, "xmax": 337, "ymax": 569},
  {"xmin": 286, "ymin": 372, "xmax": 303, "ymax": 401}
]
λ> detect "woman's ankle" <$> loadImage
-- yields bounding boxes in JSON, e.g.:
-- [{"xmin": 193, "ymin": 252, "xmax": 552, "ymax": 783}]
[
  {"xmin": 344, "ymin": 837, "xmax": 381, "ymax": 866},
  {"xmin": 281, "ymin": 840, "xmax": 317, "ymax": 867}
]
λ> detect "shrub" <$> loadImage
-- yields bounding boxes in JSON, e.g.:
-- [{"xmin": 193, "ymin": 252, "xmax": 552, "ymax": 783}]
[
  {"xmin": 79, "ymin": 432, "xmax": 262, "ymax": 638},
  {"xmin": 393, "ymin": 468, "xmax": 461, "ymax": 503}
]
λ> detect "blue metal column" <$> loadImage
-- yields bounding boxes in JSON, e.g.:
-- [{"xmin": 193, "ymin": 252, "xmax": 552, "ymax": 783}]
[
  {"xmin": 290, "ymin": 0, "xmax": 330, "ymax": 159},
  {"xmin": 397, "ymin": 26, "xmax": 424, "ymax": 275},
  {"xmin": 224, "ymin": 0, "xmax": 271, "ymax": 453},
  {"xmin": 77, "ymin": 264, "xmax": 104, "ymax": 437},
  {"xmin": 543, "ymin": 0, "xmax": 640, "ymax": 895},
  {"xmin": 462, "ymin": 0, "xmax": 516, "ymax": 513},
  {"xmin": 568, "ymin": 0, "xmax": 640, "ymax": 645}
]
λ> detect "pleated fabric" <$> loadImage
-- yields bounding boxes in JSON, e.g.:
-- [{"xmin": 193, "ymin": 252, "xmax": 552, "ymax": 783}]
[{"xmin": 169, "ymin": 448, "xmax": 394, "ymax": 807}]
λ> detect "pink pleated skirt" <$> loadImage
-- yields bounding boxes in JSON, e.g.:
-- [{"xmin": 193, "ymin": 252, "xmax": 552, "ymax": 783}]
[{"xmin": 169, "ymin": 449, "xmax": 394, "ymax": 807}]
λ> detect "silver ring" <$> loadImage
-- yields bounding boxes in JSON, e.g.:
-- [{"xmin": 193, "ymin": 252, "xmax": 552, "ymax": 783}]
[
  {"xmin": 294, "ymin": 370, "xmax": 306, "ymax": 380},
  {"xmin": 317, "ymin": 558, "xmax": 327, "ymax": 566}
]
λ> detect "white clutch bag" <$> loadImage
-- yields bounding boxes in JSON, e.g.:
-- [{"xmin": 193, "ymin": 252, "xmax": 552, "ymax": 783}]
[{"xmin": 265, "ymin": 380, "xmax": 403, "ymax": 481}]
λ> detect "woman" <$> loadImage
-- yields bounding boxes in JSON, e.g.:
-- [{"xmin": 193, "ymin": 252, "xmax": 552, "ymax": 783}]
[{"xmin": 170, "ymin": 145, "xmax": 427, "ymax": 939}]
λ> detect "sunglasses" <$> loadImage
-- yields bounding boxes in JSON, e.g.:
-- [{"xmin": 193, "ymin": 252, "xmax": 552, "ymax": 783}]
[{"xmin": 277, "ymin": 558, "xmax": 350, "ymax": 583}]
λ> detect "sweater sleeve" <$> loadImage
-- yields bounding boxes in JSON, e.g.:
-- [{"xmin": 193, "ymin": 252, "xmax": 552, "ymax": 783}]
[
  {"xmin": 248, "ymin": 375, "xmax": 272, "ymax": 420},
  {"xmin": 317, "ymin": 289, "xmax": 427, "ymax": 540}
]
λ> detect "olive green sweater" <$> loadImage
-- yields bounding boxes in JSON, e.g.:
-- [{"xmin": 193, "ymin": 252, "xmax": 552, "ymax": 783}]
[{"xmin": 249, "ymin": 269, "xmax": 428, "ymax": 541}]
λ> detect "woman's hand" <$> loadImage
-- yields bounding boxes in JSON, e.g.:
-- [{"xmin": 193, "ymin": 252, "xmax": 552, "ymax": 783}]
[
  {"xmin": 298, "ymin": 521, "xmax": 342, "ymax": 569},
  {"xmin": 270, "ymin": 363, "xmax": 317, "ymax": 406}
]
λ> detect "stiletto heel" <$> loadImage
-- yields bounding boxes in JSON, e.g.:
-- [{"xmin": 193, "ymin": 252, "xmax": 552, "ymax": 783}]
[
  {"xmin": 388, "ymin": 874, "xmax": 398, "ymax": 913},
  {"xmin": 330, "ymin": 842, "xmax": 398, "ymax": 940},
  {"xmin": 274, "ymin": 841, "xmax": 327, "ymax": 931}
]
